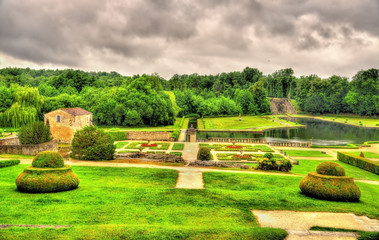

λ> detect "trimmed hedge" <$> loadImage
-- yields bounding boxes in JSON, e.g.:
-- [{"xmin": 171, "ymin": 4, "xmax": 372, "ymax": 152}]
[
  {"xmin": 337, "ymin": 152, "xmax": 379, "ymax": 175},
  {"xmin": 32, "ymin": 151, "xmax": 64, "ymax": 168},
  {"xmin": 0, "ymin": 159, "xmax": 20, "ymax": 168},
  {"xmin": 257, "ymin": 158, "xmax": 292, "ymax": 172},
  {"xmin": 197, "ymin": 147, "xmax": 212, "ymax": 161},
  {"xmin": 109, "ymin": 131, "xmax": 127, "ymax": 141},
  {"xmin": 316, "ymin": 162, "xmax": 345, "ymax": 176},
  {"xmin": 16, "ymin": 166, "xmax": 80, "ymax": 193},
  {"xmin": 299, "ymin": 172, "xmax": 361, "ymax": 202}
]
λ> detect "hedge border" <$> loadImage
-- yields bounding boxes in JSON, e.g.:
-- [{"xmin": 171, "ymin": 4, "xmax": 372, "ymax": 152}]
[
  {"xmin": 337, "ymin": 152, "xmax": 379, "ymax": 175},
  {"xmin": 0, "ymin": 159, "xmax": 20, "ymax": 168}
]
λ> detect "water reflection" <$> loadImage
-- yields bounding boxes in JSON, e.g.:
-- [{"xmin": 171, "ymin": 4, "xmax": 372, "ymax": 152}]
[{"xmin": 197, "ymin": 118, "xmax": 379, "ymax": 145}]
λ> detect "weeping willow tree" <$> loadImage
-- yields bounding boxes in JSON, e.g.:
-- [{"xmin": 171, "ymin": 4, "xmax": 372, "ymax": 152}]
[{"xmin": 0, "ymin": 87, "xmax": 44, "ymax": 128}]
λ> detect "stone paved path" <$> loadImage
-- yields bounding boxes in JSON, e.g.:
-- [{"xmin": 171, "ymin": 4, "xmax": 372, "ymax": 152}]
[
  {"xmin": 175, "ymin": 170, "xmax": 204, "ymax": 189},
  {"xmin": 253, "ymin": 210, "xmax": 379, "ymax": 239},
  {"xmin": 181, "ymin": 142, "xmax": 199, "ymax": 163}
]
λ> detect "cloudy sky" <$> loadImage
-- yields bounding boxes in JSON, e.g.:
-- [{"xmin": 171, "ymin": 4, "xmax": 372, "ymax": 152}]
[{"xmin": 0, "ymin": 0, "xmax": 378, "ymax": 79}]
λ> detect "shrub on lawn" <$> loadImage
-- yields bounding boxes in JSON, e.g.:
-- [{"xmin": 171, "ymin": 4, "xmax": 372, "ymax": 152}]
[
  {"xmin": 197, "ymin": 147, "xmax": 212, "ymax": 161},
  {"xmin": 16, "ymin": 151, "xmax": 79, "ymax": 193},
  {"xmin": 18, "ymin": 121, "xmax": 52, "ymax": 144},
  {"xmin": 71, "ymin": 125, "xmax": 116, "ymax": 160},
  {"xmin": 0, "ymin": 159, "xmax": 20, "ymax": 168},
  {"xmin": 263, "ymin": 153, "xmax": 273, "ymax": 159},
  {"xmin": 337, "ymin": 152, "xmax": 379, "ymax": 175},
  {"xmin": 257, "ymin": 158, "xmax": 292, "ymax": 172},
  {"xmin": 32, "ymin": 151, "xmax": 64, "ymax": 168},
  {"xmin": 316, "ymin": 162, "xmax": 345, "ymax": 176},
  {"xmin": 299, "ymin": 162, "xmax": 360, "ymax": 202}
]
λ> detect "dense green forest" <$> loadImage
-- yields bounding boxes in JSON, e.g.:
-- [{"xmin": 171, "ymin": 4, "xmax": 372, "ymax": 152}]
[{"xmin": 0, "ymin": 67, "xmax": 378, "ymax": 128}]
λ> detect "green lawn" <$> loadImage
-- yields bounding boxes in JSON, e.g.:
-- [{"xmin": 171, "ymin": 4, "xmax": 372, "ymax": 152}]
[
  {"xmin": 0, "ymin": 165, "xmax": 286, "ymax": 239},
  {"xmin": 1, "ymin": 165, "xmax": 379, "ymax": 239},
  {"xmin": 99, "ymin": 117, "xmax": 189, "ymax": 132},
  {"xmin": 172, "ymin": 143, "xmax": 184, "ymax": 150},
  {"xmin": 348, "ymin": 152, "xmax": 379, "ymax": 158},
  {"xmin": 0, "ymin": 154, "xmax": 33, "ymax": 159},
  {"xmin": 292, "ymin": 160, "xmax": 379, "ymax": 181},
  {"xmin": 280, "ymin": 150, "xmax": 332, "ymax": 157},
  {"xmin": 198, "ymin": 116, "xmax": 300, "ymax": 131},
  {"xmin": 114, "ymin": 141, "xmax": 129, "ymax": 149},
  {"xmin": 293, "ymin": 114, "xmax": 379, "ymax": 128}
]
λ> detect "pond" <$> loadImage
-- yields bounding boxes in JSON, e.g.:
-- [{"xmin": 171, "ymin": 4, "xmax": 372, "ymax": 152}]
[{"xmin": 197, "ymin": 118, "xmax": 379, "ymax": 145}]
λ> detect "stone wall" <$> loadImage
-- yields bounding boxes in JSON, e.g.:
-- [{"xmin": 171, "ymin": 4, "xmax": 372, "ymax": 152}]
[
  {"xmin": 0, "ymin": 140, "xmax": 58, "ymax": 155},
  {"xmin": 126, "ymin": 131, "xmax": 171, "ymax": 141},
  {"xmin": 270, "ymin": 98, "xmax": 297, "ymax": 115},
  {"xmin": 115, "ymin": 152, "xmax": 185, "ymax": 163},
  {"xmin": 0, "ymin": 136, "xmax": 20, "ymax": 145}
]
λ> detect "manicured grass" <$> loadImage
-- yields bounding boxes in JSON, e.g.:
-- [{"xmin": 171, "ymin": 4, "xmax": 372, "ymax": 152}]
[
  {"xmin": 170, "ymin": 152, "xmax": 183, "ymax": 157},
  {"xmin": 0, "ymin": 165, "xmax": 287, "ymax": 239},
  {"xmin": 99, "ymin": 118, "xmax": 189, "ymax": 132},
  {"xmin": 198, "ymin": 116, "xmax": 300, "ymax": 131},
  {"xmin": 172, "ymin": 143, "xmax": 184, "ymax": 150},
  {"xmin": 116, "ymin": 150, "xmax": 139, "ymax": 153},
  {"xmin": 280, "ymin": 150, "xmax": 332, "ymax": 157},
  {"xmin": 0, "ymin": 154, "xmax": 33, "ymax": 159},
  {"xmin": 114, "ymin": 141, "xmax": 129, "ymax": 149},
  {"xmin": 291, "ymin": 160, "xmax": 379, "ymax": 181},
  {"xmin": 348, "ymin": 151, "xmax": 379, "ymax": 158},
  {"xmin": 293, "ymin": 114, "xmax": 379, "ymax": 128},
  {"xmin": 204, "ymin": 172, "xmax": 379, "ymax": 219},
  {"xmin": 217, "ymin": 153, "xmax": 284, "ymax": 161}
]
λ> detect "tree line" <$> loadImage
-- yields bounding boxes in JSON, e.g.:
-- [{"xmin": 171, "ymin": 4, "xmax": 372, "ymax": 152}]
[{"xmin": 0, "ymin": 67, "xmax": 377, "ymax": 128}]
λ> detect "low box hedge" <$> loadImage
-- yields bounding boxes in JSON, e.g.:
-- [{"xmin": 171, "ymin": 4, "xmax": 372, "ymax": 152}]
[
  {"xmin": 337, "ymin": 152, "xmax": 379, "ymax": 175},
  {"xmin": 0, "ymin": 159, "xmax": 20, "ymax": 168}
]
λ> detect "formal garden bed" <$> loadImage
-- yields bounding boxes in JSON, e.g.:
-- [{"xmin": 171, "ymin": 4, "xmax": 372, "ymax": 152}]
[
  {"xmin": 279, "ymin": 149, "xmax": 332, "ymax": 157},
  {"xmin": 217, "ymin": 153, "xmax": 284, "ymax": 161},
  {"xmin": 200, "ymin": 143, "xmax": 274, "ymax": 152}
]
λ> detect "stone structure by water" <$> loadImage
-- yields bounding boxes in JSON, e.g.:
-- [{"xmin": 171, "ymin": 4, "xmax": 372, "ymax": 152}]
[{"xmin": 270, "ymin": 98, "xmax": 297, "ymax": 115}]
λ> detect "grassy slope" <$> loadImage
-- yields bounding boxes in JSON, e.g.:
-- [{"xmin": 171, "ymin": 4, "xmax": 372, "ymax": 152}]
[
  {"xmin": 199, "ymin": 116, "xmax": 299, "ymax": 131},
  {"xmin": 99, "ymin": 117, "xmax": 189, "ymax": 132},
  {"xmin": 0, "ymin": 165, "xmax": 286, "ymax": 240},
  {"xmin": 279, "ymin": 150, "xmax": 332, "ymax": 157},
  {"xmin": 292, "ymin": 160, "xmax": 379, "ymax": 181}
]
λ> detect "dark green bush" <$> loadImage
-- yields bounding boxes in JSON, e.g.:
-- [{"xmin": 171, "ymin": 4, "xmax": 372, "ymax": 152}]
[
  {"xmin": 0, "ymin": 159, "xmax": 20, "ymax": 168},
  {"xmin": 338, "ymin": 152, "xmax": 379, "ymax": 175},
  {"xmin": 257, "ymin": 158, "xmax": 292, "ymax": 172},
  {"xmin": 316, "ymin": 162, "xmax": 345, "ymax": 176},
  {"xmin": 197, "ymin": 147, "xmax": 212, "ymax": 161},
  {"xmin": 71, "ymin": 125, "xmax": 116, "ymax": 160},
  {"xmin": 263, "ymin": 153, "xmax": 274, "ymax": 159},
  {"xmin": 16, "ymin": 166, "xmax": 79, "ymax": 193},
  {"xmin": 185, "ymin": 113, "xmax": 200, "ymax": 118},
  {"xmin": 299, "ymin": 172, "xmax": 361, "ymax": 202},
  {"xmin": 108, "ymin": 131, "xmax": 127, "ymax": 141},
  {"xmin": 0, "ymin": 129, "xmax": 3, "ymax": 137},
  {"xmin": 32, "ymin": 151, "xmax": 64, "ymax": 168},
  {"xmin": 18, "ymin": 121, "xmax": 52, "ymax": 144}
]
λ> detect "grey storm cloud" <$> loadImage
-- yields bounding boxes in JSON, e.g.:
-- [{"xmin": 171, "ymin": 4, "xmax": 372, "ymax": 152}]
[{"xmin": 0, "ymin": 0, "xmax": 378, "ymax": 78}]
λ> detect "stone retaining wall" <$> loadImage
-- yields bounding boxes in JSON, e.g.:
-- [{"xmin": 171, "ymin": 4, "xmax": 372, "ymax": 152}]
[
  {"xmin": 126, "ymin": 131, "xmax": 171, "ymax": 141},
  {"xmin": 115, "ymin": 152, "xmax": 185, "ymax": 163},
  {"xmin": 0, "ymin": 136, "xmax": 20, "ymax": 145},
  {"xmin": 0, "ymin": 140, "xmax": 58, "ymax": 155}
]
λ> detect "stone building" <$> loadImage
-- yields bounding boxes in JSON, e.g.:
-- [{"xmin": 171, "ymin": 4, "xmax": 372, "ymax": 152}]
[{"xmin": 44, "ymin": 108, "xmax": 92, "ymax": 143}]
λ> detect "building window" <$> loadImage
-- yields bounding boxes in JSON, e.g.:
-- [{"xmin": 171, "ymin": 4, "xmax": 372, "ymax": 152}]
[{"xmin": 56, "ymin": 115, "xmax": 61, "ymax": 122}]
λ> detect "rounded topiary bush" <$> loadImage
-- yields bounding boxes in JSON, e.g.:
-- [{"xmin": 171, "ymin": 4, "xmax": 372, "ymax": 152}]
[
  {"xmin": 16, "ymin": 151, "xmax": 79, "ymax": 193},
  {"xmin": 16, "ymin": 166, "xmax": 80, "ymax": 193},
  {"xmin": 32, "ymin": 151, "xmax": 64, "ymax": 168},
  {"xmin": 197, "ymin": 147, "xmax": 212, "ymax": 161},
  {"xmin": 316, "ymin": 162, "xmax": 345, "ymax": 176},
  {"xmin": 299, "ymin": 172, "xmax": 360, "ymax": 202}
]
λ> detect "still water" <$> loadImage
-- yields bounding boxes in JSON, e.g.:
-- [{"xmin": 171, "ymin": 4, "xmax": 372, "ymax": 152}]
[{"xmin": 197, "ymin": 118, "xmax": 379, "ymax": 145}]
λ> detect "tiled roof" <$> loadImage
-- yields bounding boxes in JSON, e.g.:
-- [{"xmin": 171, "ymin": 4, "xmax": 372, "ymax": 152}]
[{"xmin": 60, "ymin": 108, "xmax": 92, "ymax": 116}]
